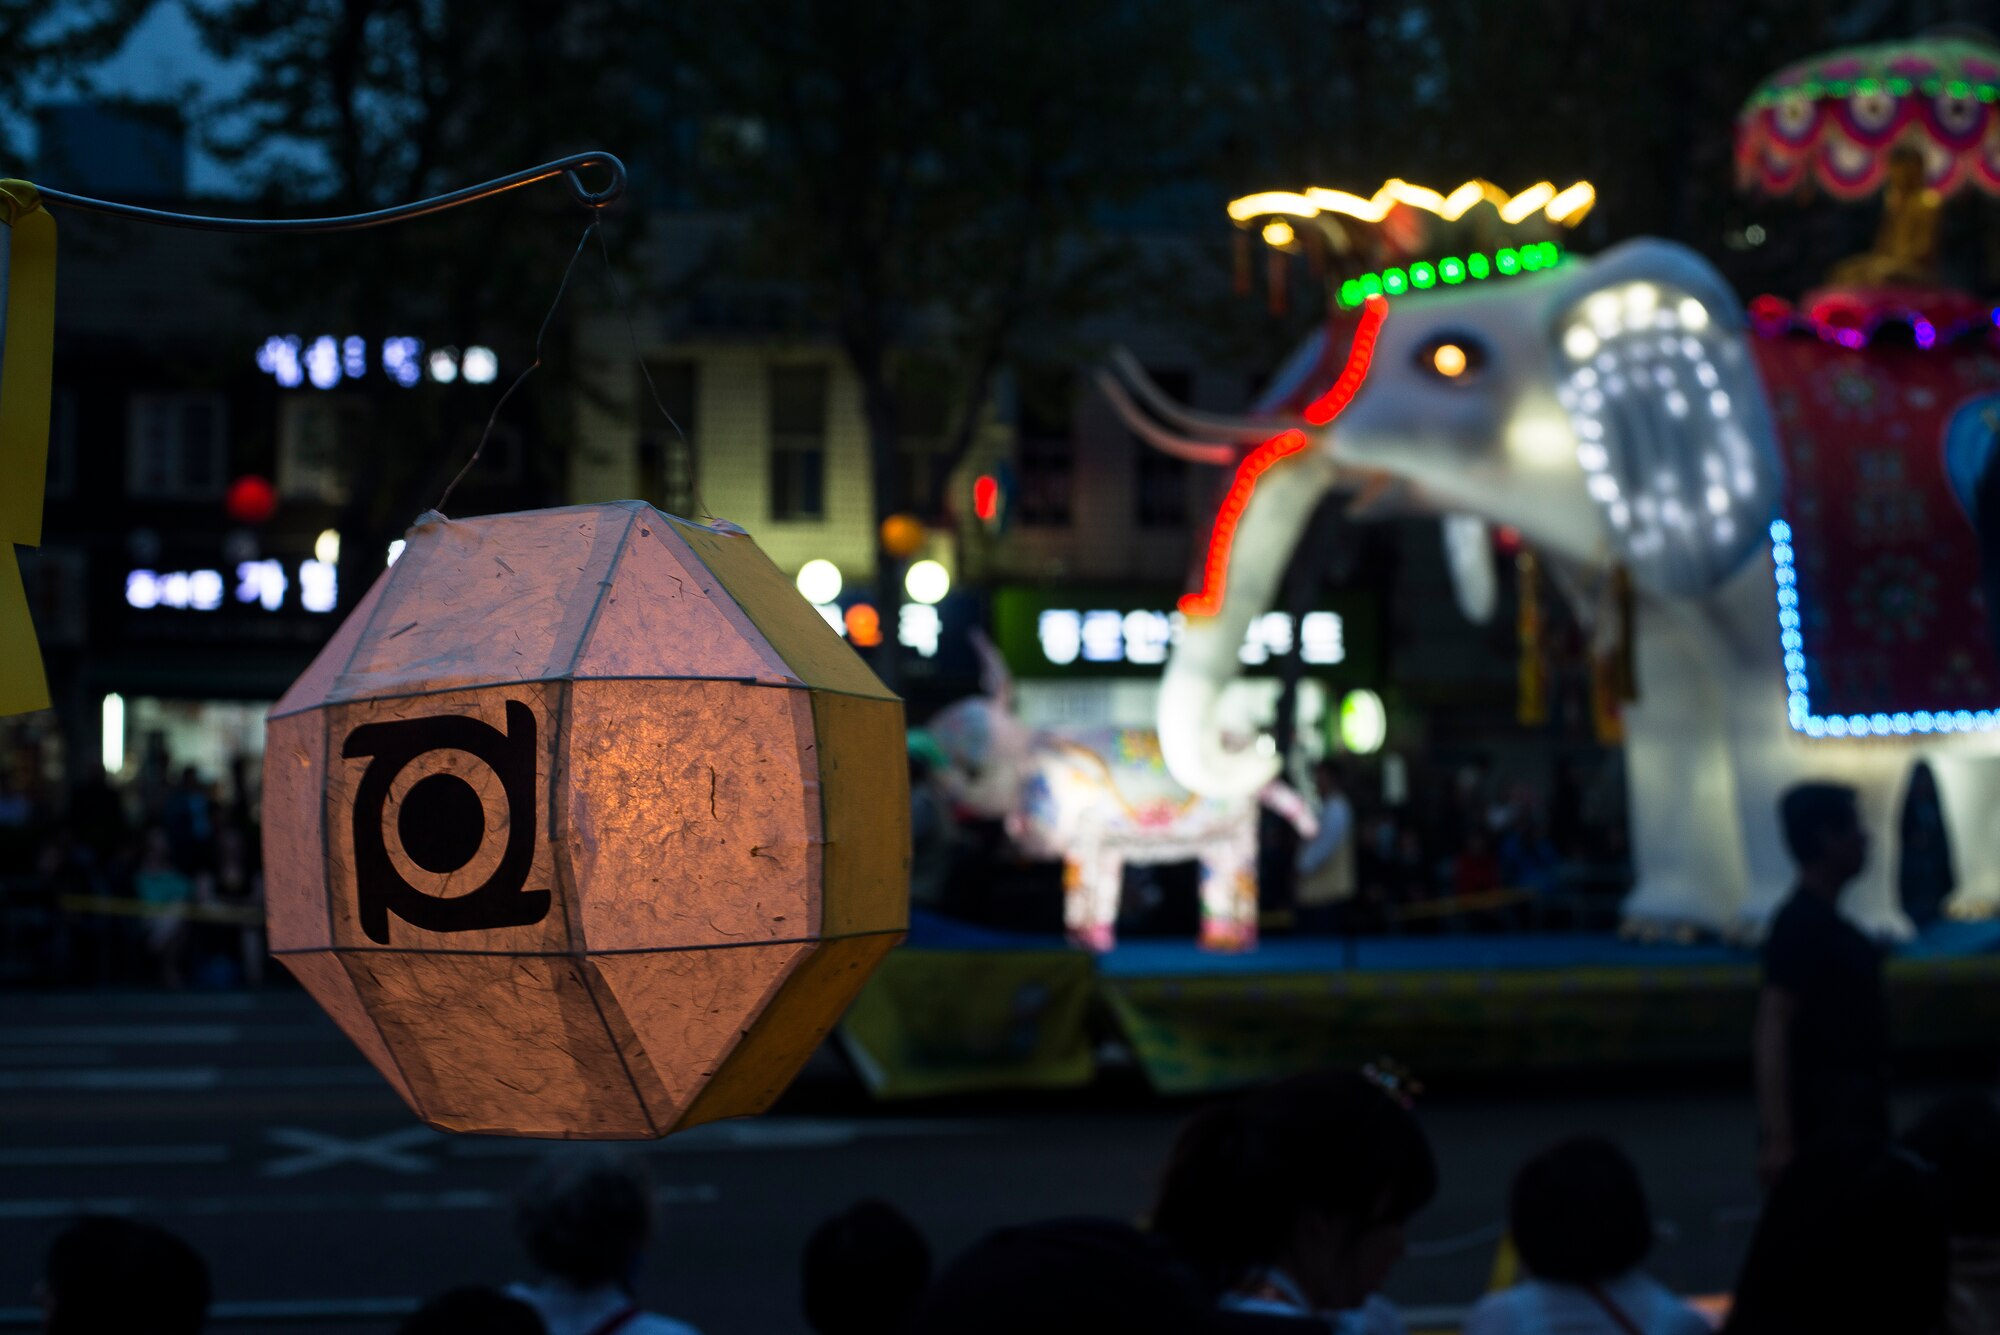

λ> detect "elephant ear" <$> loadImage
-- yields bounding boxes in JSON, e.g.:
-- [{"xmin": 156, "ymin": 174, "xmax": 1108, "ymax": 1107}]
[{"xmin": 1549, "ymin": 239, "xmax": 1784, "ymax": 597}]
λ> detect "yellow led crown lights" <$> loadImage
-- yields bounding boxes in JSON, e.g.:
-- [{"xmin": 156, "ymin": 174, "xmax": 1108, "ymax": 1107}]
[{"xmin": 1229, "ymin": 178, "xmax": 1596, "ymax": 230}]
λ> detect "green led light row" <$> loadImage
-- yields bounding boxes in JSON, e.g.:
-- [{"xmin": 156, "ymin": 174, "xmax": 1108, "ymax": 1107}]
[
  {"xmin": 1336, "ymin": 243, "xmax": 1563, "ymax": 308},
  {"xmin": 1752, "ymin": 76, "xmax": 2000, "ymax": 105}
]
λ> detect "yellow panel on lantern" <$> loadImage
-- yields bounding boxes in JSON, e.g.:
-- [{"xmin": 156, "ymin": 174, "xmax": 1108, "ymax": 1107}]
[
  {"xmin": 812, "ymin": 691, "xmax": 911, "ymax": 938},
  {"xmin": 265, "ymin": 502, "xmax": 909, "ymax": 1137},
  {"xmin": 677, "ymin": 930, "xmax": 902, "ymax": 1130},
  {"xmin": 664, "ymin": 514, "xmax": 898, "ymax": 700}
]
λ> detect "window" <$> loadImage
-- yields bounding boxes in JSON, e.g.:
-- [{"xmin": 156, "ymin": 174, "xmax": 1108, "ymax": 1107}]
[
  {"xmin": 128, "ymin": 394, "xmax": 225, "ymax": 499},
  {"xmin": 278, "ymin": 396, "xmax": 363, "ymax": 503},
  {"xmin": 1135, "ymin": 369, "xmax": 1190, "ymax": 527},
  {"xmin": 45, "ymin": 390, "xmax": 76, "ymax": 499},
  {"xmin": 769, "ymin": 365, "xmax": 828, "ymax": 521},
  {"xmin": 637, "ymin": 359, "xmax": 699, "ymax": 516},
  {"xmin": 1016, "ymin": 364, "xmax": 1073, "ymax": 527}
]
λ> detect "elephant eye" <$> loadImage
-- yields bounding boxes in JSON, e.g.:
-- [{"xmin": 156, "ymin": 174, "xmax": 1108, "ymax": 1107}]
[{"xmin": 1416, "ymin": 334, "xmax": 1487, "ymax": 382}]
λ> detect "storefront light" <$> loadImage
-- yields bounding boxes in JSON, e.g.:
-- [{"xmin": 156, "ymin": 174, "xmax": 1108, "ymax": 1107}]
[
  {"xmin": 101, "ymin": 693, "xmax": 124, "ymax": 775},
  {"xmin": 904, "ymin": 559, "xmax": 950, "ymax": 605},
  {"xmin": 1339, "ymin": 689, "xmax": 1387, "ymax": 755},
  {"xmin": 796, "ymin": 559, "xmax": 842, "ymax": 605},
  {"xmin": 299, "ymin": 559, "xmax": 338, "ymax": 613},
  {"xmin": 462, "ymin": 346, "xmax": 499, "ymax": 384},
  {"xmin": 898, "ymin": 603, "xmax": 941, "ymax": 657}
]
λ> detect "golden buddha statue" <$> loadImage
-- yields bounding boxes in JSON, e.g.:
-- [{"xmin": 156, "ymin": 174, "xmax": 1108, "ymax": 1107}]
[{"xmin": 1829, "ymin": 143, "xmax": 1943, "ymax": 288}]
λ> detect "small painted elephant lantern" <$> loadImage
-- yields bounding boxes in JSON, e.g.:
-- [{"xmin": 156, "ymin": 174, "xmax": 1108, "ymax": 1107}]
[{"xmin": 263, "ymin": 502, "xmax": 908, "ymax": 1137}]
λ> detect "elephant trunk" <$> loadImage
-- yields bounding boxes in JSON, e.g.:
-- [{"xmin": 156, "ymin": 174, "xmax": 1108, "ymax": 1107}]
[{"xmin": 1161, "ymin": 447, "xmax": 1340, "ymax": 799}]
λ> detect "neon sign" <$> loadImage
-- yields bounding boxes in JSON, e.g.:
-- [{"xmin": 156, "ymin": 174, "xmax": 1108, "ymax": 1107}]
[
  {"xmin": 256, "ymin": 336, "xmax": 499, "ymax": 390},
  {"xmin": 1034, "ymin": 608, "xmax": 1344, "ymax": 668},
  {"xmin": 126, "ymin": 560, "xmax": 338, "ymax": 614}
]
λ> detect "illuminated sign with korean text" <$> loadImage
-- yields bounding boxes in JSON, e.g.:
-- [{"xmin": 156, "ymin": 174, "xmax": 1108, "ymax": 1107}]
[{"xmin": 126, "ymin": 560, "xmax": 338, "ymax": 614}]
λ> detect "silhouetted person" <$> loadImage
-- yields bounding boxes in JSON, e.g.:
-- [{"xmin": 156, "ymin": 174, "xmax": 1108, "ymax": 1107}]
[
  {"xmin": 1905, "ymin": 1094, "xmax": 2000, "ymax": 1335},
  {"xmin": 41, "ymin": 1215, "xmax": 210, "ymax": 1335},
  {"xmin": 1723, "ymin": 1145, "xmax": 1946, "ymax": 1335},
  {"xmin": 1755, "ymin": 782, "xmax": 1888, "ymax": 1186},
  {"xmin": 908, "ymin": 1217, "xmax": 1211, "ymax": 1335},
  {"xmin": 399, "ymin": 1287, "xmax": 546, "ymax": 1335},
  {"xmin": 508, "ymin": 1151, "xmax": 701, "ymax": 1335},
  {"xmin": 1296, "ymin": 762, "xmax": 1356, "ymax": 934},
  {"xmin": 1151, "ymin": 1068, "xmax": 1436, "ymax": 1329},
  {"xmin": 1466, "ymin": 1136, "xmax": 1706, "ymax": 1335},
  {"xmin": 802, "ymin": 1199, "xmax": 932, "ymax": 1335}
]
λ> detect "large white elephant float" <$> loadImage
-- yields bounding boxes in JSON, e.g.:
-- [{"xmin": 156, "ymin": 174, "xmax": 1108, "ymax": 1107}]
[
  {"xmin": 1104, "ymin": 237, "xmax": 2000, "ymax": 940},
  {"xmin": 924, "ymin": 659, "xmax": 1312, "ymax": 952}
]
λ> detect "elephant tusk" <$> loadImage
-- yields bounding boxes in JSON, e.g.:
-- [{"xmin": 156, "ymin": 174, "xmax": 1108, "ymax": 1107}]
[
  {"xmin": 1107, "ymin": 348, "xmax": 1299, "ymax": 445},
  {"xmin": 1093, "ymin": 370, "xmax": 1241, "ymax": 465}
]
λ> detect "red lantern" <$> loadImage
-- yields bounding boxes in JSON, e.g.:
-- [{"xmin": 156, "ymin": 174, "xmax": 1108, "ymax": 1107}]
[{"xmin": 226, "ymin": 475, "xmax": 277, "ymax": 525}]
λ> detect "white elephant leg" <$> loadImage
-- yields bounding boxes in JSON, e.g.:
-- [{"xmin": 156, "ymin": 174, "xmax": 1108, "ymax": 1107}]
[
  {"xmin": 1620, "ymin": 599, "xmax": 1752, "ymax": 934},
  {"xmin": 1925, "ymin": 741, "xmax": 2000, "ymax": 917},
  {"xmin": 1196, "ymin": 818, "xmax": 1258, "ymax": 952},
  {"xmin": 1063, "ymin": 844, "xmax": 1122, "ymax": 953}
]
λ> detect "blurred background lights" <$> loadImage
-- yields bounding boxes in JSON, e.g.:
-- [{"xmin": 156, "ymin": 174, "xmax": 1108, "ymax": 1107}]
[
  {"xmin": 904, "ymin": 559, "xmax": 950, "ymax": 604},
  {"xmin": 314, "ymin": 529, "xmax": 341, "ymax": 565},
  {"xmin": 382, "ymin": 337, "xmax": 423, "ymax": 388},
  {"xmin": 844, "ymin": 602, "xmax": 883, "ymax": 647},
  {"xmin": 796, "ymin": 559, "xmax": 842, "ymax": 605},
  {"xmin": 1339, "ymin": 688, "xmax": 1388, "ymax": 754},
  {"xmin": 386, "ymin": 539, "xmax": 407, "ymax": 566},
  {"xmin": 461, "ymin": 346, "xmax": 499, "ymax": 384},
  {"xmin": 427, "ymin": 348, "xmax": 459, "ymax": 384},
  {"xmin": 304, "ymin": 335, "xmax": 341, "ymax": 389},
  {"xmin": 101, "ymin": 694, "xmax": 124, "ymax": 776},
  {"xmin": 256, "ymin": 335, "xmax": 303, "ymax": 388}
]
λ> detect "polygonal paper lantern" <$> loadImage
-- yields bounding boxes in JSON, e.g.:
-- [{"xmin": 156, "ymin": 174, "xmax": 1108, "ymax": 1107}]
[{"xmin": 262, "ymin": 501, "xmax": 909, "ymax": 1138}]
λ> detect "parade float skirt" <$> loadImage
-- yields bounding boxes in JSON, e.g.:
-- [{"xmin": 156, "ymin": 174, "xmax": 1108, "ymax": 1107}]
[{"xmin": 838, "ymin": 911, "xmax": 2000, "ymax": 1097}]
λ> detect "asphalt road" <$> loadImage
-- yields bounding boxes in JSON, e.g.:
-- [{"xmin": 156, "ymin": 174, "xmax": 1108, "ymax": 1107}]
[{"xmin": 0, "ymin": 985, "xmax": 1988, "ymax": 1334}]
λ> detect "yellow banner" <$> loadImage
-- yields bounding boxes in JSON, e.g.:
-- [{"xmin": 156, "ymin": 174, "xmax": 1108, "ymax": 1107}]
[
  {"xmin": 0, "ymin": 181, "xmax": 54, "ymax": 547},
  {"xmin": 0, "ymin": 180, "xmax": 56, "ymax": 719},
  {"xmin": 0, "ymin": 544, "xmax": 48, "ymax": 714}
]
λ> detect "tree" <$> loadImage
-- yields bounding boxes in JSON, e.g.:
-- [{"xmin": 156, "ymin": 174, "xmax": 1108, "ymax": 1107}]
[
  {"xmin": 665, "ymin": 0, "xmax": 1207, "ymax": 685},
  {"xmin": 1, "ymin": 0, "xmax": 157, "ymax": 168},
  {"xmin": 184, "ymin": 0, "xmax": 659, "ymax": 600}
]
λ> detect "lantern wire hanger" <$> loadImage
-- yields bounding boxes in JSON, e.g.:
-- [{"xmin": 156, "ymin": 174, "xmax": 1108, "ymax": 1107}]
[
  {"xmin": 36, "ymin": 149, "xmax": 702, "ymax": 520},
  {"xmin": 35, "ymin": 151, "xmax": 626, "ymax": 232}
]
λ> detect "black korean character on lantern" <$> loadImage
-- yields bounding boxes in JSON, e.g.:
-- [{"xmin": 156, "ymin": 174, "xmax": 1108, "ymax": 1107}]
[{"xmin": 342, "ymin": 699, "xmax": 549, "ymax": 944}]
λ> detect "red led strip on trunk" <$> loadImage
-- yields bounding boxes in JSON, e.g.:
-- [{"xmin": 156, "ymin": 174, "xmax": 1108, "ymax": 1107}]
[{"xmin": 1180, "ymin": 295, "xmax": 1388, "ymax": 617}]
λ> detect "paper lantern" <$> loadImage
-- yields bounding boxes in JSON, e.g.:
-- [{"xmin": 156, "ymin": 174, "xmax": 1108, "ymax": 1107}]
[{"xmin": 263, "ymin": 501, "xmax": 910, "ymax": 1137}]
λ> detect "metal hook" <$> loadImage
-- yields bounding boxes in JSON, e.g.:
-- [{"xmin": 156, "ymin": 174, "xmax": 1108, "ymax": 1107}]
[{"xmin": 29, "ymin": 151, "xmax": 626, "ymax": 234}]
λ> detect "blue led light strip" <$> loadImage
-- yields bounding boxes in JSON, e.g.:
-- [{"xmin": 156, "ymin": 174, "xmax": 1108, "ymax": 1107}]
[{"xmin": 1770, "ymin": 517, "xmax": 2000, "ymax": 738}]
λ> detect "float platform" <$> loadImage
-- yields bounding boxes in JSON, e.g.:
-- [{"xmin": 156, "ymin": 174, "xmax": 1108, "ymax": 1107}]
[{"xmin": 837, "ymin": 911, "xmax": 2000, "ymax": 1098}]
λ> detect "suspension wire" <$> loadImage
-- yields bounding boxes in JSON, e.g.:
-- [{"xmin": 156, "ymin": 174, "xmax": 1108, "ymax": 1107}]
[
  {"xmin": 591, "ymin": 221, "xmax": 711, "ymax": 522},
  {"xmin": 434, "ymin": 218, "xmax": 599, "ymax": 515},
  {"xmin": 32, "ymin": 153, "xmax": 625, "ymax": 233}
]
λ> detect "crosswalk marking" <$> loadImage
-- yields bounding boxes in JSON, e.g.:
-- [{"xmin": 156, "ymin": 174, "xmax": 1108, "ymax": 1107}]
[{"xmin": 262, "ymin": 1125, "xmax": 441, "ymax": 1177}]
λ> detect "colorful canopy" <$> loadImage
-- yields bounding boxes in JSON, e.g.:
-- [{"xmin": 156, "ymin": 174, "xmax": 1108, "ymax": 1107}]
[{"xmin": 1736, "ymin": 34, "xmax": 2000, "ymax": 200}]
